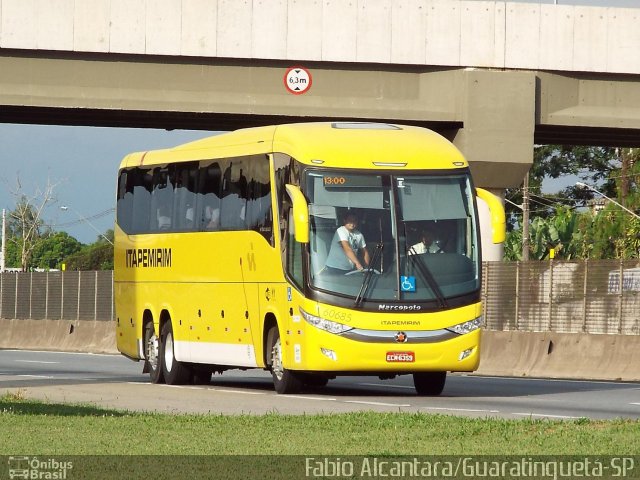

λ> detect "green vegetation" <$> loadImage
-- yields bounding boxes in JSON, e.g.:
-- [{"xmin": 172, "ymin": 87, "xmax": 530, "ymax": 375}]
[
  {"xmin": 1, "ymin": 394, "xmax": 639, "ymax": 455},
  {"xmin": 505, "ymin": 146, "xmax": 640, "ymax": 261}
]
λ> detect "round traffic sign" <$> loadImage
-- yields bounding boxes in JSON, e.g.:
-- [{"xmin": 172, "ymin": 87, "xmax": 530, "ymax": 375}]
[{"xmin": 284, "ymin": 67, "xmax": 312, "ymax": 95}]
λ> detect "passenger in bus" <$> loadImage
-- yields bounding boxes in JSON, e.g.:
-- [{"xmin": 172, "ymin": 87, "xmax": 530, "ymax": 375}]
[
  {"xmin": 204, "ymin": 205, "xmax": 220, "ymax": 230},
  {"xmin": 157, "ymin": 207, "xmax": 171, "ymax": 230},
  {"xmin": 185, "ymin": 206, "xmax": 195, "ymax": 228},
  {"xmin": 324, "ymin": 213, "xmax": 370, "ymax": 273},
  {"xmin": 409, "ymin": 228, "xmax": 442, "ymax": 255}
]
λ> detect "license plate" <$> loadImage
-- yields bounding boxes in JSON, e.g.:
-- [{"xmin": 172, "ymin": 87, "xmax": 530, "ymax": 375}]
[{"xmin": 386, "ymin": 352, "xmax": 415, "ymax": 363}]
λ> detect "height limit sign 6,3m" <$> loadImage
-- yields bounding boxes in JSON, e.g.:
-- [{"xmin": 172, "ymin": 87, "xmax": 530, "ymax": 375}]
[{"xmin": 284, "ymin": 67, "xmax": 312, "ymax": 95}]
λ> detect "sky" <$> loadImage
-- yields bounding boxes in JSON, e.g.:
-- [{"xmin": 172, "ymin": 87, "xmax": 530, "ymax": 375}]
[{"xmin": 0, "ymin": 124, "xmax": 217, "ymax": 244}]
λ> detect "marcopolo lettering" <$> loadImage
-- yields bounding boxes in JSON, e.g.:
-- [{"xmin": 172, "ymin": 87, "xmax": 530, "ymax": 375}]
[
  {"xmin": 378, "ymin": 304, "xmax": 422, "ymax": 311},
  {"xmin": 125, "ymin": 248, "xmax": 172, "ymax": 268}
]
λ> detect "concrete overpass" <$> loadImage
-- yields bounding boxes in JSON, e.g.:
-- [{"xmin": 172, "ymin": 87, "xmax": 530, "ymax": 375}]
[{"xmin": 1, "ymin": 0, "xmax": 640, "ymax": 188}]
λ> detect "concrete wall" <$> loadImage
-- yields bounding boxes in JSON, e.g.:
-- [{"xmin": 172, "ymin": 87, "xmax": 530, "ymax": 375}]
[
  {"xmin": 0, "ymin": 0, "xmax": 639, "ymax": 75},
  {"xmin": 0, "ymin": 318, "xmax": 116, "ymax": 354},
  {"xmin": 479, "ymin": 330, "xmax": 640, "ymax": 382},
  {"xmin": 1, "ymin": 318, "xmax": 638, "ymax": 382}
]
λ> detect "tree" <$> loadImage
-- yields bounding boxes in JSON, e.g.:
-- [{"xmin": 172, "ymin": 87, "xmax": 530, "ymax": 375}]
[
  {"xmin": 505, "ymin": 146, "xmax": 640, "ymax": 261},
  {"xmin": 505, "ymin": 145, "xmax": 619, "ymax": 230},
  {"xmin": 30, "ymin": 231, "xmax": 83, "ymax": 270},
  {"xmin": 63, "ymin": 230, "xmax": 114, "ymax": 270},
  {"xmin": 5, "ymin": 176, "xmax": 58, "ymax": 271}
]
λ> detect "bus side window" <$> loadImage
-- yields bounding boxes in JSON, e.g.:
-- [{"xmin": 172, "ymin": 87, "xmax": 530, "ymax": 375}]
[
  {"xmin": 131, "ymin": 168, "xmax": 153, "ymax": 234},
  {"xmin": 245, "ymin": 154, "xmax": 273, "ymax": 244},
  {"xmin": 197, "ymin": 161, "xmax": 222, "ymax": 231},
  {"xmin": 150, "ymin": 166, "xmax": 174, "ymax": 232},
  {"xmin": 173, "ymin": 162, "xmax": 198, "ymax": 231},
  {"xmin": 220, "ymin": 160, "xmax": 248, "ymax": 230},
  {"xmin": 116, "ymin": 170, "xmax": 133, "ymax": 233}
]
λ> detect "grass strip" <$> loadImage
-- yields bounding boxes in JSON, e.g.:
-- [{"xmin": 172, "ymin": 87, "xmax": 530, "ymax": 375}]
[{"xmin": 1, "ymin": 393, "xmax": 639, "ymax": 455}]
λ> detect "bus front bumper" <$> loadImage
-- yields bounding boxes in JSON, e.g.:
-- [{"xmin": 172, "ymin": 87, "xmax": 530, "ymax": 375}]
[{"xmin": 282, "ymin": 327, "xmax": 481, "ymax": 373}]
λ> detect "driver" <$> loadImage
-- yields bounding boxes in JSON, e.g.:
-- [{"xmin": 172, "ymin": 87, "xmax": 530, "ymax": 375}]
[{"xmin": 325, "ymin": 212, "xmax": 370, "ymax": 273}]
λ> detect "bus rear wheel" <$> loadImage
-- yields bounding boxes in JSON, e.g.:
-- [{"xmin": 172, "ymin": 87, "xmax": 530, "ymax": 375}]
[
  {"xmin": 413, "ymin": 371, "xmax": 447, "ymax": 396},
  {"xmin": 269, "ymin": 327, "xmax": 302, "ymax": 394},
  {"xmin": 143, "ymin": 322, "xmax": 163, "ymax": 384},
  {"xmin": 161, "ymin": 320, "xmax": 191, "ymax": 385}
]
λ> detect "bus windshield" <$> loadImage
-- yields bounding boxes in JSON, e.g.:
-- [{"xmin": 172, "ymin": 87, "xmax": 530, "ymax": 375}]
[{"xmin": 306, "ymin": 171, "xmax": 480, "ymax": 305}]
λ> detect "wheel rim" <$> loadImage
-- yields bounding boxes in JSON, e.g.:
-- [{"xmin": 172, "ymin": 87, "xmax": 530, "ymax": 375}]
[
  {"xmin": 146, "ymin": 331, "xmax": 159, "ymax": 371},
  {"xmin": 271, "ymin": 337, "xmax": 284, "ymax": 381},
  {"xmin": 164, "ymin": 331, "xmax": 174, "ymax": 372}
]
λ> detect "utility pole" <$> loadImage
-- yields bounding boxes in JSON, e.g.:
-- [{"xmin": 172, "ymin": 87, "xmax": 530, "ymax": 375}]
[
  {"xmin": 1, "ymin": 209, "xmax": 6, "ymax": 272},
  {"xmin": 522, "ymin": 171, "xmax": 530, "ymax": 261}
]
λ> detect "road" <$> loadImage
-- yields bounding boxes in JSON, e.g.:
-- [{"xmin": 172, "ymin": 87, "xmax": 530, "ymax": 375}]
[{"xmin": 1, "ymin": 349, "xmax": 639, "ymax": 420}]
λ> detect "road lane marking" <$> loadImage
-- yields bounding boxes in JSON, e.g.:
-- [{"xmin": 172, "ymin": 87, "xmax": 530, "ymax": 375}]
[
  {"xmin": 469, "ymin": 375, "xmax": 639, "ymax": 386},
  {"xmin": 0, "ymin": 374, "xmax": 54, "ymax": 380},
  {"xmin": 512, "ymin": 413, "xmax": 582, "ymax": 419},
  {"xmin": 283, "ymin": 395, "xmax": 337, "ymax": 402},
  {"xmin": 422, "ymin": 407, "xmax": 499, "ymax": 414},
  {"xmin": 345, "ymin": 400, "xmax": 411, "ymax": 407},
  {"xmin": 3, "ymin": 349, "xmax": 115, "ymax": 357},
  {"xmin": 14, "ymin": 360, "xmax": 59, "ymax": 364},
  {"xmin": 630, "ymin": 403, "xmax": 640, "ymax": 406},
  {"xmin": 358, "ymin": 383, "xmax": 414, "ymax": 390},
  {"xmin": 160, "ymin": 385, "xmax": 207, "ymax": 391},
  {"xmin": 213, "ymin": 389, "xmax": 266, "ymax": 396}
]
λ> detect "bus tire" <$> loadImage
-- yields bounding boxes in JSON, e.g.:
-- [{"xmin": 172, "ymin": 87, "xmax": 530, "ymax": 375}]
[
  {"xmin": 191, "ymin": 368, "xmax": 212, "ymax": 385},
  {"xmin": 413, "ymin": 371, "xmax": 447, "ymax": 396},
  {"xmin": 301, "ymin": 373, "xmax": 329, "ymax": 388},
  {"xmin": 161, "ymin": 320, "xmax": 190, "ymax": 385},
  {"xmin": 143, "ymin": 322, "xmax": 164, "ymax": 384},
  {"xmin": 269, "ymin": 327, "xmax": 303, "ymax": 394}
]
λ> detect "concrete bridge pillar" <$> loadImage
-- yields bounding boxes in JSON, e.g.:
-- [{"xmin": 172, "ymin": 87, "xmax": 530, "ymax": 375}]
[
  {"xmin": 454, "ymin": 69, "xmax": 536, "ymax": 189},
  {"xmin": 452, "ymin": 70, "xmax": 536, "ymax": 260}
]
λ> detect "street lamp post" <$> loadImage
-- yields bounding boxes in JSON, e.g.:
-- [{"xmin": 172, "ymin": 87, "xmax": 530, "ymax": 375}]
[
  {"xmin": 575, "ymin": 182, "xmax": 640, "ymax": 220},
  {"xmin": 60, "ymin": 205, "xmax": 114, "ymax": 245}
]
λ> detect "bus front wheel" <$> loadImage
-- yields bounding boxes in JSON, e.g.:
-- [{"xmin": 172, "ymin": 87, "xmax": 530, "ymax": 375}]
[
  {"xmin": 143, "ymin": 322, "xmax": 164, "ymax": 384},
  {"xmin": 269, "ymin": 327, "xmax": 302, "ymax": 394},
  {"xmin": 413, "ymin": 371, "xmax": 447, "ymax": 396},
  {"xmin": 161, "ymin": 320, "xmax": 191, "ymax": 385}
]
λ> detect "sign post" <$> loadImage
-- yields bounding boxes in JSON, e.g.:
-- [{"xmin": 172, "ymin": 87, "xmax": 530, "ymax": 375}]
[{"xmin": 284, "ymin": 67, "xmax": 312, "ymax": 95}]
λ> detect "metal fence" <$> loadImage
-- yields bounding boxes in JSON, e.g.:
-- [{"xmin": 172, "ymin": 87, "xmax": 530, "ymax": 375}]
[
  {"xmin": 1, "ymin": 260, "xmax": 639, "ymax": 334},
  {"xmin": 483, "ymin": 259, "xmax": 640, "ymax": 335},
  {"xmin": 0, "ymin": 271, "xmax": 114, "ymax": 321}
]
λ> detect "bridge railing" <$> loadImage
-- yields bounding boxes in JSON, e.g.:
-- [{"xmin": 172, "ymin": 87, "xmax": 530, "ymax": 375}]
[{"xmin": 1, "ymin": 260, "xmax": 639, "ymax": 335}]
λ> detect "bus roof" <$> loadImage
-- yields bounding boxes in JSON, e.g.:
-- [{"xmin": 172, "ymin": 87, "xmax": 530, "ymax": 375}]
[{"xmin": 119, "ymin": 122, "xmax": 468, "ymax": 170}]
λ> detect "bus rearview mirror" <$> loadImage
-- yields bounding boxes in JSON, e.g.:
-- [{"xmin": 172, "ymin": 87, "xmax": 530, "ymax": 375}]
[
  {"xmin": 285, "ymin": 184, "xmax": 309, "ymax": 244},
  {"xmin": 476, "ymin": 188, "xmax": 506, "ymax": 244}
]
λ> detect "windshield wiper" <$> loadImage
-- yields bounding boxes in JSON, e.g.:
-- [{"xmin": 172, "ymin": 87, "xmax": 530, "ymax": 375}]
[
  {"xmin": 406, "ymin": 247, "xmax": 448, "ymax": 309},
  {"xmin": 354, "ymin": 243, "xmax": 383, "ymax": 307}
]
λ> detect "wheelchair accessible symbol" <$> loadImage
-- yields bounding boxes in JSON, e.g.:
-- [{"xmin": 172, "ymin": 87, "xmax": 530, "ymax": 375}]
[{"xmin": 400, "ymin": 276, "xmax": 416, "ymax": 292}]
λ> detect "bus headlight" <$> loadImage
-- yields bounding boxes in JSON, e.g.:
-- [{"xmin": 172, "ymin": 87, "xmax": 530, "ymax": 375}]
[
  {"xmin": 447, "ymin": 317, "xmax": 483, "ymax": 335},
  {"xmin": 300, "ymin": 308, "xmax": 353, "ymax": 335}
]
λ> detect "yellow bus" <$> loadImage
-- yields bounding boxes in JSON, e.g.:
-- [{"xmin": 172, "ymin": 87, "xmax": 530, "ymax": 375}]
[{"xmin": 114, "ymin": 122, "xmax": 505, "ymax": 395}]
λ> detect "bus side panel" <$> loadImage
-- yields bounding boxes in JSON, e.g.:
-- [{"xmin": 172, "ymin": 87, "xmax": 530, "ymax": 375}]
[
  {"xmin": 258, "ymin": 281, "xmax": 292, "ymax": 369},
  {"xmin": 186, "ymin": 282, "xmax": 259, "ymax": 368},
  {"xmin": 114, "ymin": 281, "xmax": 142, "ymax": 360},
  {"xmin": 278, "ymin": 286, "xmax": 311, "ymax": 371}
]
